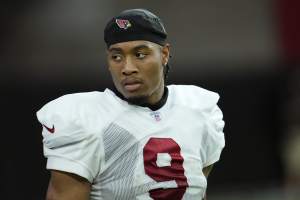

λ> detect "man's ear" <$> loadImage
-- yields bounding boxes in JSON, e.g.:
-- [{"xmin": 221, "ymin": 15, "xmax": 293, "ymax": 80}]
[{"xmin": 161, "ymin": 43, "xmax": 170, "ymax": 66}]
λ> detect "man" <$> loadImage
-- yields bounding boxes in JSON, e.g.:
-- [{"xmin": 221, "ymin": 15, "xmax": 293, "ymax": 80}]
[{"xmin": 37, "ymin": 8, "xmax": 225, "ymax": 200}]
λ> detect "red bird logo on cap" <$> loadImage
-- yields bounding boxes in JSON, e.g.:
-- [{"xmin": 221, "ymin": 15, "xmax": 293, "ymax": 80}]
[{"xmin": 115, "ymin": 19, "xmax": 132, "ymax": 29}]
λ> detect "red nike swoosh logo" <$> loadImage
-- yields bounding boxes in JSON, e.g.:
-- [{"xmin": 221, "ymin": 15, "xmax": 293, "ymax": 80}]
[{"xmin": 43, "ymin": 124, "xmax": 55, "ymax": 133}]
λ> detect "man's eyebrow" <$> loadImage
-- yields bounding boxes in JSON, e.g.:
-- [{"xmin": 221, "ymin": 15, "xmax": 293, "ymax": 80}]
[
  {"xmin": 133, "ymin": 44, "xmax": 152, "ymax": 51},
  {"xmin": 108, "ymin": 47, "xmax": 122, "ymax": 52},
  {"xmin": 108, "ymin": 44, "xmax": 153, "ymax": 52}
]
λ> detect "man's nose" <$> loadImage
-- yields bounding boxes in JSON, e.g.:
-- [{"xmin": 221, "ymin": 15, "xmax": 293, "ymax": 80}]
[{"xmin": 122, "ymin": 57, "xmax": 138, "ymax": 75}]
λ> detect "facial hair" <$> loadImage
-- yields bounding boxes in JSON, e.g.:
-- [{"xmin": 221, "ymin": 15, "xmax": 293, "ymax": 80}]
[{"xmin": 126, "ymin": 95, "xmax": 149, "ymax": 106}]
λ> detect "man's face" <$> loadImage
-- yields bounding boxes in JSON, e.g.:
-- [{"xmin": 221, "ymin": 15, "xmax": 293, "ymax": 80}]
[{"xmin": 107, "ymin": 40, "xmax": 170, "ymax": 105}]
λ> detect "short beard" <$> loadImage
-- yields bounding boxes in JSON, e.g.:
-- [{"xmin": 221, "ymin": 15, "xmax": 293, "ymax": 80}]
[{"xmin": 126, "ymin": 95, "xmax": 149, "ymax": 106}]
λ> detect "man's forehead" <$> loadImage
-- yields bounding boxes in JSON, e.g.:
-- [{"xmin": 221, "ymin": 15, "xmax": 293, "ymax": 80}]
[{"xmin": 108, "ymin": 40, "xmax": 158, "ymax": 51}]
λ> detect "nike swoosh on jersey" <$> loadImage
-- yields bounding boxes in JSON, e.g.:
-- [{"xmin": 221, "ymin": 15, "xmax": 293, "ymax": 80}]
[{"xmin": 43, "ymin": 124, "xmax": 55, "ymax": 133}]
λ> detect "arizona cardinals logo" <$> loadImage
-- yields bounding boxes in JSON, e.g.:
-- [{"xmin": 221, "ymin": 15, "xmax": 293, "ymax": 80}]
[{"xmin": 115, "ymin": 19, "xmax": 132, "ymax": 29}]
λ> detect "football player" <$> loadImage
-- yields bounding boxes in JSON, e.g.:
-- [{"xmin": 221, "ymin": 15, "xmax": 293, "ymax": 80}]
[{"xmin": 37, "ymin": 8, "xmax": 225, "ymax": 200}]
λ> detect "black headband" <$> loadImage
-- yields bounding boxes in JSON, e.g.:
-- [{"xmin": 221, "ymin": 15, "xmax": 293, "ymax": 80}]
[{"xmin": 104, "ymin": 9, "xmax": 167, "ymax": 47}]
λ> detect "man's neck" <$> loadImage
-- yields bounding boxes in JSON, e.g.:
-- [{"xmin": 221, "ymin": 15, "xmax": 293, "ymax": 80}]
[{"xmin": 112, "ymin": 86, "xmax": 169, "ymax": 111}]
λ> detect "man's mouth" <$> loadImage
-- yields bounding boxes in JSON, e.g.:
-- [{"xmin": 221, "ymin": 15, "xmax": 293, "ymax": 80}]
[
  {"xmin": 122, "ymin": 78, "xmax": 142, "ymax": 92},
  {"xmin": 124, "ymin": 83, "xmax": 141, "ymax": 92}
]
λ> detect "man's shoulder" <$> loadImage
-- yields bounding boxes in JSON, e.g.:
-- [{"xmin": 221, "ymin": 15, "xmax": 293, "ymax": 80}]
[
  {"xmin": 36, "ymin": 90, "xmax": 120, "ymax": 125},
  {"xmin": 167, "ymin": 84, "xmax": 220, "ymax": 110},
  {"xmin": 167, "ymin": 84, "xmax": 218, "ymax": 95},
  {"xmin": 38, "ymin": 91, "xmax": 105, "ymax": 112}
]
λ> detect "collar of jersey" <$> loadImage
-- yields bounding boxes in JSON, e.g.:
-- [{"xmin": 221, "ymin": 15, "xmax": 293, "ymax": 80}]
[{"xmin": 108, "ymin": 86, "xmax": 169, "ymax": 111}]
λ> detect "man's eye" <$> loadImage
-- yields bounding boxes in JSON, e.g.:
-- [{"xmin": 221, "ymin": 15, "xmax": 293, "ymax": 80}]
[
  {"xmin": 112, "ymin": 55, "xmax": 122, "ymax": 61},
  {"xmin": 136, "ymin": 52, "xmax": 146, "ymax": 59}
]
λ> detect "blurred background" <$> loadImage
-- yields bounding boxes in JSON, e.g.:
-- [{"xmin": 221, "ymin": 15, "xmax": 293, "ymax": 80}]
[{"xmin": 1, "ymin": 0, "xmax": 299, "ymax": 199}]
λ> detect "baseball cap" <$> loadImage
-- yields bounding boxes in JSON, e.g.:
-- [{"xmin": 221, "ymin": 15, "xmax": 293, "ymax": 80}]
[{"xmin": 104, "ymin": 8, "xmax": 167, "ymax": 47}]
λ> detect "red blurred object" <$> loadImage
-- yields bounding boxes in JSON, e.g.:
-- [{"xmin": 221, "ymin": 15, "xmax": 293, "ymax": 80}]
[{"xmin": 277, "ymin": 0, "xmax": 300, "ymax": 62}]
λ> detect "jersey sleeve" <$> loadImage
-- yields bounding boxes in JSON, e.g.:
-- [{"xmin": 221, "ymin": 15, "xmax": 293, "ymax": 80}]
[
  {"xmin": 168, "ymin": 84, "xmax": 225, "ymax": 167},
  {"xmin": 36, "ymin": 95, "xmax": 102, "ymax": 183},
  {"xmin": 202, "ymin": 105, "xmax": 225, "ymax": 167}
]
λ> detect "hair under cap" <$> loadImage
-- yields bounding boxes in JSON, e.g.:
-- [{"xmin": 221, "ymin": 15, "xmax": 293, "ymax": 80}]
[{"xmin": 104, "ymin": 9, "xmax": 167, "ymax": 47}]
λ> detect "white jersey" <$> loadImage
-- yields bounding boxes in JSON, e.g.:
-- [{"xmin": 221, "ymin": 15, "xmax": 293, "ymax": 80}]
[{"xmin": 36, "ymin": 84, "xmax": 225, "ymax": 200}]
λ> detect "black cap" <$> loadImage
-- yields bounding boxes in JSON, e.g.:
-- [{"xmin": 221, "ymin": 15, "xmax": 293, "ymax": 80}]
[{"xmin": 104, "ymin": 9, "xmax": 167, "ymax": 47}]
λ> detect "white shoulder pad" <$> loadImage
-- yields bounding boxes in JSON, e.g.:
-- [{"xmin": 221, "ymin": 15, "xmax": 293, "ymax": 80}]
[
  {"xmin": 168, "ymin": 85, "xmax": 225, "ymax": 166},
  {"xmin": 36, "ymin": 92, "xmax": 107, "ymax": 182},
  {"xmin": 37, "ymin": 93, "xmax": 80, "ymax": 138},
  {"xmin": 37, "ymin": 92, "xmax": 102, "ymax": 138},
  {"xmin": 168, "ymin": 84, "xmax": 220, "ymax": 110}
]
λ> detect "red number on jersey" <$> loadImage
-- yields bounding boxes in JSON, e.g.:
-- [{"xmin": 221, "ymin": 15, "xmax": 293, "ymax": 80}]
[{"xmin": 143, "ymin": 138, "xmax": 188, "ymax": 199}]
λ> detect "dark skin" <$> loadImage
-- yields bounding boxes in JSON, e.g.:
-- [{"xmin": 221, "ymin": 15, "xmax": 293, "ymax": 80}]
[
  {"xmin": 45, "ymin": 40, "xmax": 213, "ymax": 200},
  {"xmin": 46, "ymin": 170, "xmax": 91, "ymax": 200},
  {"xmin": 107, "ymin": 40, "xmax": 169, "ymax": 105}
]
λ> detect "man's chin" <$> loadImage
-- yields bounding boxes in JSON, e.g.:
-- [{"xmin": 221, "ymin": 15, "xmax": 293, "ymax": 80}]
[{"xmin": 126, "ymin": 95, "xmax": 149, "ymax": 106}]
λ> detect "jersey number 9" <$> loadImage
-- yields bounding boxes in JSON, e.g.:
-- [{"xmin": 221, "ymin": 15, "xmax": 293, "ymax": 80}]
[{"xmin": 143, "ymin": 138, "xmax": 189, "ymax": 200}]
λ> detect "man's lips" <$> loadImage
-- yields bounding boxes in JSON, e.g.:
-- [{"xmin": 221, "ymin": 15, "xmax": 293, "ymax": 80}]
[
  {"xmin": 124, "ymin": 83, "xmax": 141, "ymax": 92},
  {"xmin": 122, "ymin": 78, "xmax": 142, "ymax": 92}
]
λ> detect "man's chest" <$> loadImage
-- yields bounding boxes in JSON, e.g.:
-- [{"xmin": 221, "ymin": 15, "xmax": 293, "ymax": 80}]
[{"xmin": 91, "ymin": 109, "xmax": 208, "ymax": 199}]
